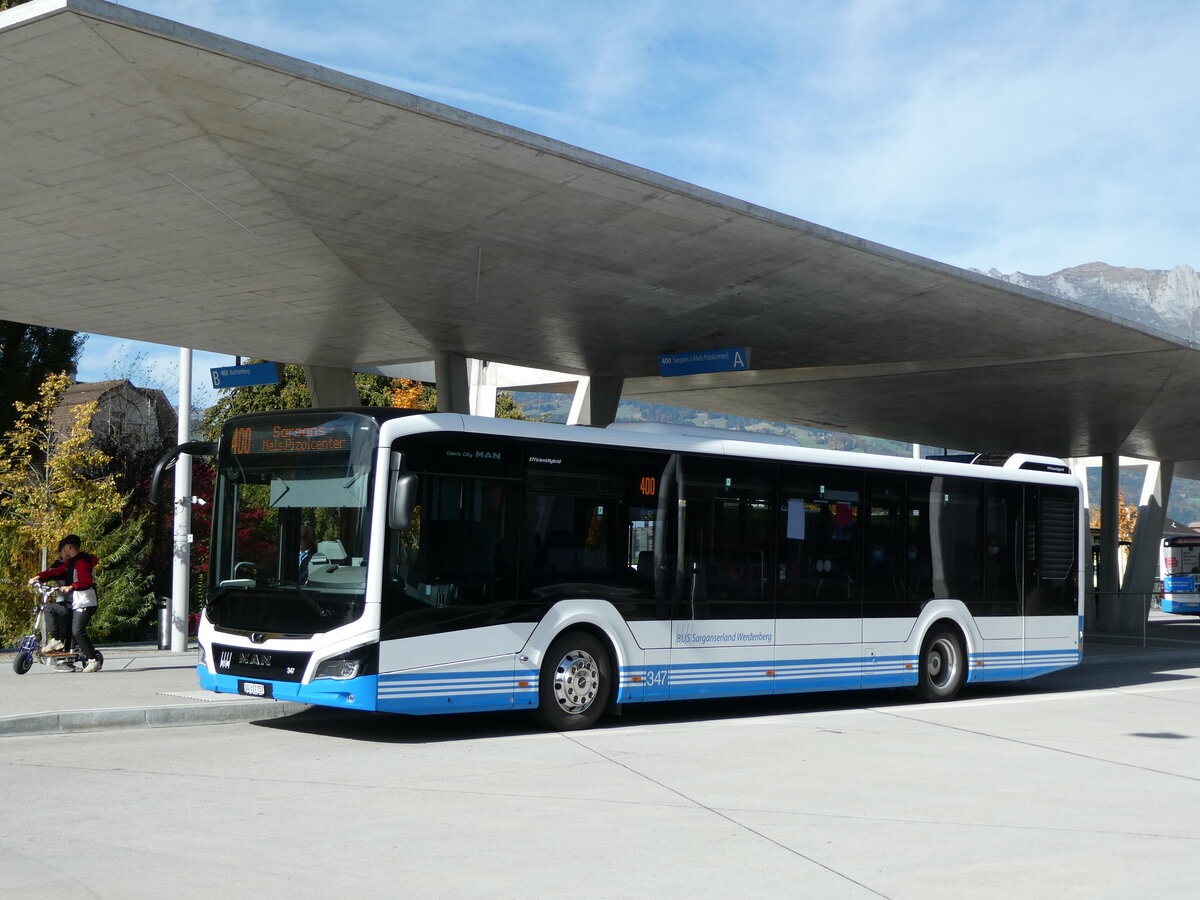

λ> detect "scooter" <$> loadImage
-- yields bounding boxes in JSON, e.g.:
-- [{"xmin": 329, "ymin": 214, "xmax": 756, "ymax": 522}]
[{"xmin": 11, "ymin": 582, "xmax": 104, "ymax": 675}]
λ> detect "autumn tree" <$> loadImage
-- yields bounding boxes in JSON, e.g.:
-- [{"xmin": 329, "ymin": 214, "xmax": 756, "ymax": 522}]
[
  {"xmin": 1089, "ymin": 492, "xmax": 1139, "ymax": 542},
  {"xmin": 392, "ymin": 378, "xmax": 434, "ymax": 410},
  {"xmin": 391, "ymin": 377, "xmax": 530, "ymax": 419},
  {"xmin": 0, "ymin": 373, "xmax": 154, "ymax": 642}
]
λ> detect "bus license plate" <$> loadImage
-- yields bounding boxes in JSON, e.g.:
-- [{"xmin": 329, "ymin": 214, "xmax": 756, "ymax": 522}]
[{"xmin": 238, "ymin": 680, "xmax": 272, "ymax": 699}]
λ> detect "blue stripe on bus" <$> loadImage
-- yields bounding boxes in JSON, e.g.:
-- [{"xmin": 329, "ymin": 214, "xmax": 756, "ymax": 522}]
[
  {"xmin": 376, "ymin": 668, "xmax": 536, "ymax": 715},
  {"xmin": 198, "ymin": 666, "xmax": 379, "ymax": 710},
  {"xmin": 197, "ymin": 642, "xmax": 1082, "ymax": 716},
  {"xmin": 967, "ymin": 648, "xmax": 1081, "ymax": 683}
]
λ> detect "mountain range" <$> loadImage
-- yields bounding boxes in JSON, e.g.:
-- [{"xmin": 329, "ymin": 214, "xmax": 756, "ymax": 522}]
[{"xmin": 982, "ymin": 262, "xmax": 1200, "ymax": 340}]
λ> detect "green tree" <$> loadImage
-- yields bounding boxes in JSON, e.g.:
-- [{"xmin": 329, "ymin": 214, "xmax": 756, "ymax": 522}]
[
  {"xmin": 72, "ymin": 502, "xmax": 156, "ymax": 642},
  {"xmin": 0, "ymin": 320, "xmax": 85, "ymax": 436},
  {"xmin": 0, "ymin": 373, "xmax": 124, "ymax": 641}
]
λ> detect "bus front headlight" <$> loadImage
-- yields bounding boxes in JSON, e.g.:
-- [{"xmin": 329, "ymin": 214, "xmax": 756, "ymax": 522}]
[{"xmin": 314, "ymin": 646, "xmax": 375, "ymax": 681}]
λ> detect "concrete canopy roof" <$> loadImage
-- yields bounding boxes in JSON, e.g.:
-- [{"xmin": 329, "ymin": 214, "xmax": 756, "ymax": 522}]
[{"xmin": 2, "ymin": 0, "xmax": 1198, "ymax": 465}]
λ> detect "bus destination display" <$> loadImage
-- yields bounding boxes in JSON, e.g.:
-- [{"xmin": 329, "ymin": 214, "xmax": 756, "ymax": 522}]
[{"xmin": 230, "ymin": 423, "xmax": 351, "ymax": 455}]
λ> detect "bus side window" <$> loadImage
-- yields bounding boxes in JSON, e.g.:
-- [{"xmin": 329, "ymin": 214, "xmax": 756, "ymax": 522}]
[
  {"xmin": 929, "ymin": 476, "xmax": 983, "ymax": 609},
  {"xmin": 983, "ymin": 482, "xmax": 1022, "ymax": 616},
  {"xmin": 777, "ymin": 466, "xmax": 863, "ymax": 619},
  {"xmin": 676, "ymin": 456, "xmax": 774, "ymax": 620},
  {"xmin": 863, "ymin": 473, "xmax": 906, "ymax": 617},
  {"xmin": 386, "ymin": 475, "xmax": 518, "ymax": 610},
  {"xmin": 904, "ymin": 475, "xmax": 933, "ymax": 608}
]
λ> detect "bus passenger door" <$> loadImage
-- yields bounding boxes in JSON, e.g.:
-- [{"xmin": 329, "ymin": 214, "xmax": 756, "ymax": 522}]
[
  {"xmin": 669, "ymin": 456, "xmax": 775, "ymax": 700},
  {"xmin": 775, "ymin": 467, "xmax": 863, "ymax": 693},
  {"xmin": 377, "ymin": 466, "xmax": 528, "ymax": 714},
  {"xmin": 978, "ymin": 482, "xmax": 1024, "ymax": 679}
]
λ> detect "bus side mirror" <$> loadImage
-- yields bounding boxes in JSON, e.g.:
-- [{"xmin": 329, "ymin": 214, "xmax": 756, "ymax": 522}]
[
  {"xmin": 149, "ymin": 441, "xmax": 217, "ymax": 505},
  {"xmin": 389, "ymin": 472, "xmax": 418, "ymax": 531}
]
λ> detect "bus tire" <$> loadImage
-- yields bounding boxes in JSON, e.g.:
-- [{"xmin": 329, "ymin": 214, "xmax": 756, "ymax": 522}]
[
  {"xmin": 538, "ymin": 631, "xmax": 611, "ymax": 731},
  {"xmin": 916, "ymin": 626, "xmax": 965, "ymax": 702}
]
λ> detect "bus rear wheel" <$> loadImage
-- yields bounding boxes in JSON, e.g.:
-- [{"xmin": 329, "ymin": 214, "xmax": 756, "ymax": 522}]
[
  {"xmin": 538, "ymin": 631, "xmax": 611, "ymax": 731},
  {"xmin": 916, "ymin": 627, "xmax": 965, "ymax": 702}
]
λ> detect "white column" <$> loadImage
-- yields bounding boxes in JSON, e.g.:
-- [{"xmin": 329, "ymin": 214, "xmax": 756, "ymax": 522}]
[
  {"xmin": 303, "ymin": 365, "xmax": 359, "ymax": 407},
  {"xmin": 566, "ymin": 376, "xmax": 592, "ymax": 425},
  {"xmin": 171, "ymin": 347, "xmax": 193, "ymax": 652},
  {"xmin": 469, "ymin": 359, "xmax": 497, "ymax": 417},
  {"xmin": 1067, "ymin": 458, "xmax": 1095, "ymax": 625},
  {"xmin": 568, "ymin": 375, "xmax": 623, "ymax": 426},
  {"xmin": 1122, "ymin": 460, "xmax": 1174, "ymax": 598}
]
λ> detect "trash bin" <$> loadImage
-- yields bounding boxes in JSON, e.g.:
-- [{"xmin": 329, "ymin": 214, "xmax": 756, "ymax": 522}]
[{"xmin": 157, "ymin": 598, "xmax": 171, "ymax": 650}]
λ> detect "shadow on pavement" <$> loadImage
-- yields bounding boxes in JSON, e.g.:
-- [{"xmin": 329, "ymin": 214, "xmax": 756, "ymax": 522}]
[{"xmin": 251, "ymin": 652, "xmax": 1200, "ymax": 744}]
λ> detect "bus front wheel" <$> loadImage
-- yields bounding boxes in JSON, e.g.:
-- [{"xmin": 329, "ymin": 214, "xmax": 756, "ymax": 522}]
[
  {"xmin": 916, "ymin": 627, "xmax": 965, "ymax": 702},
  {"xmin": 538, "ymin": 631, "xmax": 611, "ymax": 731}
]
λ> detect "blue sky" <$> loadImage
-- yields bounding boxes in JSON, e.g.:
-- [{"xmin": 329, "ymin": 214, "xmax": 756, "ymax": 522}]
[{"xmin": 74, "ymin": 0, "xmax": 1200, "ymax": 400}]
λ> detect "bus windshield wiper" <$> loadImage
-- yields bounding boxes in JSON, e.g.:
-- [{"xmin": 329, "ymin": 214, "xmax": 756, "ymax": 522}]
[{"xmin": 267, "ymin": 579, "xmax": 330, "ymax": 619}]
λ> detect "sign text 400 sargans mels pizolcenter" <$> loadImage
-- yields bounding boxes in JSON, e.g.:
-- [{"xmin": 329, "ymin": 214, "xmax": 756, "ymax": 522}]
[{"xmin": 230, "ymin": 424, "xmax": 351, "ymax": 455}]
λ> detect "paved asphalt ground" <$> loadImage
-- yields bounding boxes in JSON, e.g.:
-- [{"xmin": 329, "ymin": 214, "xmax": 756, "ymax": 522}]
[
  {"xmin": 3, "ymin": 611, "xmax": 1200, "ymax": 738},
  {"xmin": 5, "ymin": 613, "xmax": 1200, "ymax": 898}
]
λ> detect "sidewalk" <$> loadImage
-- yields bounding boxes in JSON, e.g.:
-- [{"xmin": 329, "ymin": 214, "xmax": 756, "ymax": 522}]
[
  {"xmin": 3, "ymin": 618, "xmax": 1200, "ymax": 739},
  {"xmin": 0, "ymin": 642, "xmax": 307, "ymax": 738},
  {"xmin": 1083, "ymin": 607, "xmax": 1200, "ymax": 666}
]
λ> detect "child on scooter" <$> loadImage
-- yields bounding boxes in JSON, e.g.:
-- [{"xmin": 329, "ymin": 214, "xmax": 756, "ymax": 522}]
[{"xmin": 28, "ymin": 534, "xmax": 102, "ymax": 673}]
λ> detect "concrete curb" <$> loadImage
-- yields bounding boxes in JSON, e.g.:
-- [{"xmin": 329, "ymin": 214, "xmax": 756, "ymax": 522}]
[{"xmin": 0, "ymin": 701, "xmax": 310, "ymax": 738}]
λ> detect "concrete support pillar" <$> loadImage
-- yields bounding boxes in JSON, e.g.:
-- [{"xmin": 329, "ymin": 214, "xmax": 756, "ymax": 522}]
[
  {"xmin": 469, "ymin": 359, "xmax": 498, "ymax": 417},
  {"xmin": 566, "ymin": 376, "xmax": 591, "ymax": 425},
  {"xmin": 303, "ymin": 365, "xmax": 360, "ymax": 407},
  {"xmin": 1096, "ymin": 452, "xmax": 1121, "ymax": 632},
  {"xmin": 1121, "ymin": 460, "xmax": 1173, "ymax": 608},
  {"xmin": 1068, "ymin": 459, "xmax": 1096, "ymax": 627},
  {"xmin": 435, "ymin": 351, "xmax": 470, "ymax": 413},
  {"xmin": 569, "ymin": 375, "xmax": 624, "ymax": 426}
]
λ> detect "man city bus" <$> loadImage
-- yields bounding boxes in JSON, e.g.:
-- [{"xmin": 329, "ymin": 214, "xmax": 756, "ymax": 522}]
[{"xmin": 154, "ymin": 408, "xmax": 1084, "ymax": 730}]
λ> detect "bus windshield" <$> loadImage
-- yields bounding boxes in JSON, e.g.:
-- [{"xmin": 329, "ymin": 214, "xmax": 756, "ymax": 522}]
[{"xmin": 208, "ymin": 412, "xmax": 378, "ymax": 634}]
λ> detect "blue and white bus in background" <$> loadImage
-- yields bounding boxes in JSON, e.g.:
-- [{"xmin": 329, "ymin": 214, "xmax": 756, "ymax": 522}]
[
  {"xmin": 1159, "ymin": 535, "xmax": 1200, "ymax": 614},
  {"xmin": 159, "ymin": 409, "xmax": 1085, "ymax": 730}
]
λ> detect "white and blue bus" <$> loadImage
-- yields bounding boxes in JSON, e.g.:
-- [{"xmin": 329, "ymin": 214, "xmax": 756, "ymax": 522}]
[
  {"xmin": 161, "ymin": 409, "xmax": 1084, "ymax": 730},
  {"xmin": 1159, "ymin": 535, "xmax": 1200, "ymax": 614}
]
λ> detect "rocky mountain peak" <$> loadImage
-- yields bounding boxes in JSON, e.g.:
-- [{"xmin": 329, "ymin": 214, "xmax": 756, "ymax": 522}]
[{"xmin": 981, "ymin": 262, "xmax": 1200, "ymax": 338}]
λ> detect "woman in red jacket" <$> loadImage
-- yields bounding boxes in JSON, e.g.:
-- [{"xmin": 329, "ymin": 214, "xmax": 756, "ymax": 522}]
[{"xmin": 28, "ymin": 534, "xmax": 102, "ymax": 673}]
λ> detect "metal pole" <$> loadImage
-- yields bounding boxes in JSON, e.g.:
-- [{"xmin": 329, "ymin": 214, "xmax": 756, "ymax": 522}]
[{"xmin": 171, "ymin": 347, "xmax": 193, "ymax": 652}]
